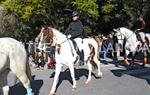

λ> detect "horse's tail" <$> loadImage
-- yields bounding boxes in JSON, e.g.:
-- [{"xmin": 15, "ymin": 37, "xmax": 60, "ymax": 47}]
[{"xmin": 88, "ymin": 43, "xmax": 98, "ymax": 70}]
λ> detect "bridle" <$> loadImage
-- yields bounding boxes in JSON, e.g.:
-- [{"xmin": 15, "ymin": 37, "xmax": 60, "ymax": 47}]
[{"xmin": 114, "ymin": 28, "xmax": 135, "ymax": 42}]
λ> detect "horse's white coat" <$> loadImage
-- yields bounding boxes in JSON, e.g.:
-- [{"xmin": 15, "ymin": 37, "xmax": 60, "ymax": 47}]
[
  {"xmin": 37, "ymin": 27, "xmax": 102, "ymax": 95},
  {"xmin": 0, "ymin": 38, "xmax": 32, "ymax": 95},
  {"xmin": 114, "ymin": 27, "xmax": 139, "ymax": 56}
]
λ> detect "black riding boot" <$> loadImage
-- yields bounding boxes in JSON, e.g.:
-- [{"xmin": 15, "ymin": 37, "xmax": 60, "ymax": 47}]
[
  {"xmin": 78, "ymin": 50, "xmax": 84, "ymax": 66},
  {"xmin": 71, "ymin": 39, "xmax": 84, "ymax": 66}
]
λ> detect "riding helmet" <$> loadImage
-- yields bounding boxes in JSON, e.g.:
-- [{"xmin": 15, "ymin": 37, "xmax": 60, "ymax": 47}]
[{"xmin": 72, "ymin": 11, "xmax": 80, "ymax": 17}]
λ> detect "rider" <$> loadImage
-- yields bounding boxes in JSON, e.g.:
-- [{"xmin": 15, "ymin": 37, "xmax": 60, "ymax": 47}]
[
  {"xmin": 134, "ymin": 15, "xmax": 146, "ymax": 43},
  {"xmin": 135, "ymin": 15, "xmax": 146, "ymax": 32},
  {"xmin": 64, "ymin": 11, "xmax": 84, "ymax": 66}
]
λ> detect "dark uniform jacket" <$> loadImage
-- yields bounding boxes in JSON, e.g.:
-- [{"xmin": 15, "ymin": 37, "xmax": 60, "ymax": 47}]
[{"xmin": 65, "ymin": 20, "xmax": 83, "ymax": 39}]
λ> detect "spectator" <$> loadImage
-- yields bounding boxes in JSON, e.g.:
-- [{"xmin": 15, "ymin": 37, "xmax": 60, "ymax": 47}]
[{"xmin": 35, "ymin": 51, "xmax": 45, "ymax": 70}]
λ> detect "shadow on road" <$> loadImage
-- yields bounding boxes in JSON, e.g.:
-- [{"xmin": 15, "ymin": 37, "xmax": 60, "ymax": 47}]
[
  {"xmin": 110, "ymin": 66, "xmax": 150, "ymax": 85},
  {"xmin": 49, "ymin": 68, "xmax": 101, "ymax": 92},
  {"xmin": 9, "ymin": 75, "xmax": 43, "ymax": 95}
]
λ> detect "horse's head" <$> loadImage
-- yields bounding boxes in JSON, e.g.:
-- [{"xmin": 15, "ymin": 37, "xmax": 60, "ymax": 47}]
[
  {"xmin": 95, "ymin": 34, "xmax": 104, "ymax": 46},
  {"xmin": 36, "ymin": 26, "xmax": 54, "ymax": 50},
  {"xmin": 113, "ymin": 28, "xmax": 125, "ymax": 46},
  {"xmin": 113, "ymin": 27, "xmax": 138, "ymax": 51},
  {"xmin": 42, "ymin": 26, "xmax": 54, "ymax": 43}
]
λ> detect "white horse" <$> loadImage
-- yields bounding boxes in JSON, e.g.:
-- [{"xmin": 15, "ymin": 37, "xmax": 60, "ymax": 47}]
[
  {"xmin": 113, "ymin": 27, "xmax": 148, "ymax": 67},
  {"xmin": 0, "ymin": 38, "xmax": 33, "ymax": 95},
  {"xmin": 35, "ymin": 26, "xmax": 102, "ymax": 95}
]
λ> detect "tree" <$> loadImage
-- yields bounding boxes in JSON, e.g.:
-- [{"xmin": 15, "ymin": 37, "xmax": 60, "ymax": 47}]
[
  {"xmin": 1, "ymin": 0, "xmax": 150, "ymax": 39},
  {"xmin": 73, "ymin": 0, "xmax": 99, "ymax": 19},
  {"xmin": 1, "ymin": 0, "xmax": 100, "ymax": 38},
  {"xmin": 97, "ymin": 0, "xmax": 132, "ymax": 34}
]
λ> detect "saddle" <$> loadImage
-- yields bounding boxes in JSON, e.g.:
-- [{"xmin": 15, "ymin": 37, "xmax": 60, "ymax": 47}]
[
  {"xmin": 71, "ymin": 39, "xmax": 84, "ymax": 66},
  {"xmin": 135, "ymin": 33, "xmax": 142, "ymax": 42}
]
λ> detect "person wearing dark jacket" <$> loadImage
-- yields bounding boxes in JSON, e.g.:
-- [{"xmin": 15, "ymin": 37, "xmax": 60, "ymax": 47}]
[
  {"xmin": 135, "ymin": 15, "xmax": 146, "ymax": 32},
  {"xmin": 135, "ymin": 15, "xmax": 146, "ymax": 42},
  {"xmin": 65, "ymin": 11, "xmax": 83, "ymax": 38},
  {"xmin": 111, "ymin": 32, "xmax": 119, "ymax": 65},
  {"xmin": 35, "ymin": 51, "xmax": 45, "ymax": 70},
  {"xmin": 65, "ymin": 11, "xmax": 84, "ymax": 66}
]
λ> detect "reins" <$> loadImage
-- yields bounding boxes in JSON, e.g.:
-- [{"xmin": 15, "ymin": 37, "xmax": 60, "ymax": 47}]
[{"xmin": 118, "ymin": 29, "xmax": 136, "ymax": 42}]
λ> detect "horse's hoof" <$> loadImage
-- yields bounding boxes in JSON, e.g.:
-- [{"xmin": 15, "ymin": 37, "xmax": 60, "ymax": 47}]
[
  {"xmin": 72, "ymin": 87, "xmax": 76, "ymax": 91},
  {"xmin": 48, "ymin": 92, "xmax": 55, "ymax": 95},
  {"xmin": 141, "ymin": 64, "xmax": 145, "ymax": 67},
  {"xmin": 85, "ymin": 80, "xmax": 91, "ymax": 84},
  {"xmin": 26, "ymin": 93, "xmax": 34, "ymax": 95},
  {"xmin": 124, "ymin": 59, "xmax": 129, "ymax": 65},
  {"xmin": 143, "ymin": 57, "xmax": 147, "ymax": 64},
  {"xmin": 98, "ymin": 72, "xmax": 103, "ymax": 77}
]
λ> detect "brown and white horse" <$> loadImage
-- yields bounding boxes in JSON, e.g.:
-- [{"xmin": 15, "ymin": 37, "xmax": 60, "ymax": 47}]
[{"xmin": 35, "ymin": 26, "xmax": 102, "ymax": 95}]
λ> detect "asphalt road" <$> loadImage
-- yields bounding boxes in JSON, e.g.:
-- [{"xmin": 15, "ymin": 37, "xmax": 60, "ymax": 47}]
[{"xmin": 5, "ymin": 57, "xmax": 150, "ymax": 95}]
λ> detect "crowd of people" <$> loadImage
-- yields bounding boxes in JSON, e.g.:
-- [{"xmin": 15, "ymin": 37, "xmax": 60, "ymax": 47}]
[
  {"xmin": 20, "ymin": 39, "xmax": 55, "ymax": 70},
  {"xmin": 21, "ymin": 11, "xmax": 147, "ymax": 70}
]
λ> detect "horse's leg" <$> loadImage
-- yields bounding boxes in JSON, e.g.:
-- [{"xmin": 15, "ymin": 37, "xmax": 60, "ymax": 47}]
[
  {"xmin": 0, "ymin": 69, "xmax": 10, "ymax": 95},
  {"xmin": 49, "ymin": 63, "xmax": 62, "ymax": 95},
  {"xmin": 11, "ymin": 67, "xmax": 32, "ymax": 95},
  {"xmin": 68, "ymin": 63, "xmax": 76, "ymax": 90},
  {"xmin": 85, "ymin": 60, "xmax": 92, "ymax": 84},
  {"xmin": 130, "ymin": 51, "xmax": 137, "ymax": 67},
  {"xmin": 141, "ymin": 48, "xmax": 148, "ymax": 67},
  {"xmin": 10, "ymin": 58, "xmax": 32, "ymax": 95},
  {"xmin": 124, "ymin": 50, "xmax": 130, "ymax": 65},
  {"xmin": 94, "ymin": 59, "xmax": 103, "ymax": 77}
]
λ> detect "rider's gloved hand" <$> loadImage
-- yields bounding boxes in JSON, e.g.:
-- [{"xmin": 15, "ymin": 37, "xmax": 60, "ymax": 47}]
[{"xmin": 67, "ymin": 34, "xmax": 71, "ymax": 38}]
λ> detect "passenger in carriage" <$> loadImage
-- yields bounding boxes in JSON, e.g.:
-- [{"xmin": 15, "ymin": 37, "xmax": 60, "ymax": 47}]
[{"xmin": 64, "ymin": 10, "xmax": 84, "ymax": 66}]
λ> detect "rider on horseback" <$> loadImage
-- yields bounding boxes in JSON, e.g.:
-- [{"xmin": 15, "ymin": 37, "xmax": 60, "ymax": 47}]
[
  {"xmin": 65, "ymin": 11, "xmax": 84, "ymax": 66},
  {"xmin": 134, "ymin": 15, "xmax": 146, "ymax": 43},
  {"xmin": 135, "ymin": 15, "xmax": 146, "ymax": 32}
]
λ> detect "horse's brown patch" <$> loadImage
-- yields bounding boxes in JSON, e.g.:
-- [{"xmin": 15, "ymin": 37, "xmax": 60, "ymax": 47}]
[
  {"xmin": 43, "ymin": 26, "xmax": 54, "ymax": 43},
  {"xmin": 56, "ymin": 44, "xmax": 61, "ymax": 54},
  {"xmin": 95, "ymin": 35, "xmax": 103, "ymax": 46},
  {"xmin": 88, "ymin": 43, "xmax": 98, "ymax": 70},
  {"xmin": 88, "ymin": 43, "xmax": 95, "ymax": 58}
]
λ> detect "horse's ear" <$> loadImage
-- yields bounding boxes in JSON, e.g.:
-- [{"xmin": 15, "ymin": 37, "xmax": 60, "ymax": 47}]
[{"xmin": 113, "ymin": 29, "xmax": 117, "ymax": 32}]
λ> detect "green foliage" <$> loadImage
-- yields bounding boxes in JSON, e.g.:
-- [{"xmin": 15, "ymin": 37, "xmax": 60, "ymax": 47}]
[
  {"xmin": 73, "ymin": 0, "xmax": 99, "ymax": 20},
  {"xmin": 2, "ymin": 0, "xmax": 47, "ymax": 22},
  {"xmin": 0, "ymin": 0, "xmax": 150, "ymax": 39},
  {"xmin": 101, "ymin": 3, "xmax": 116, "ymax": 14}
]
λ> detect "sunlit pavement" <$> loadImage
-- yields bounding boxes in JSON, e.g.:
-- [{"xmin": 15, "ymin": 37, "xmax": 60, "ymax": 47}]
[{"xmin": 7, "ymin": 57, "xmax": 150, "ymax": 95}]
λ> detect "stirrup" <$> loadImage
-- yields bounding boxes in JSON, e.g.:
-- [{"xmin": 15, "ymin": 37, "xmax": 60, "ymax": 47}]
[{"xmin": 79, "ymin": 60, "xmax": 84, "ymax": 66}]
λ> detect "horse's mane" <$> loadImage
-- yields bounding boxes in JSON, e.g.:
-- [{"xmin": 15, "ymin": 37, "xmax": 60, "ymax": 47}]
[
  {"xmin": 48, "ymin": 27, "xmax": 68, "ymax": 44},
  {"xmin": 117, "ymin": 27, "xmax": 135, "ymax": 35},
  {"xmin": 50, "ymin": 27, "xmax": 66, "ymax": 38}
]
